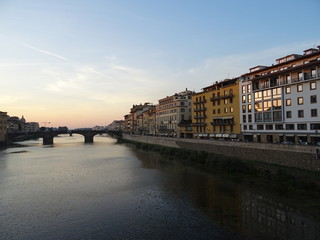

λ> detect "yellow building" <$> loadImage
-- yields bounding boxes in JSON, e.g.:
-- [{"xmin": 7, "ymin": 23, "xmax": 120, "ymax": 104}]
[{"xmin": 192, "ymin": 78, "xmax": 240, "ymax": 139}]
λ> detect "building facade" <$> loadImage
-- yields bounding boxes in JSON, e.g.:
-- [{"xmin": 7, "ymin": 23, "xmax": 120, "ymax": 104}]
[
  {"xmin": 241, "ymin": 46, "xmax": 320, "ymax": 144},
  {"xmin": 192, "ymin": 78, "xmax": 240, "ymax": 139},
  {"xmin": 156, "ymin": 89, "xmax": 193, "ymax": 137},
  {"xmin": 0, "ymin": 111, "xmax": 9, "ymax": 148}
]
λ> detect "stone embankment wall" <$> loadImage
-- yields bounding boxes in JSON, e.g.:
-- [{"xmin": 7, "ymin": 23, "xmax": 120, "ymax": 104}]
[{"xmin": 123, "ymin": 134, "xmax": 320, "ymax": 172}]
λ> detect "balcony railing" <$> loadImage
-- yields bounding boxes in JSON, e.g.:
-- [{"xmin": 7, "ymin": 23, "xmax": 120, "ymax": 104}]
[
  {"xmin": 252, "ymin": 72, "xmax": 320, "ymax": 91},
  {"xmin": 193, "ymin": 99, "xmax": 207, "ymax": 104},
  {"xmin": 193, "ymin": 122, "xmax": 207, "ymax": 127},
  {"xmin": 194, "ymin": 107, "xmax": 207, "ymax": 112},
  {"xmin": 194, "ymin": 115, "xmax": 207, "ymax": 119}
]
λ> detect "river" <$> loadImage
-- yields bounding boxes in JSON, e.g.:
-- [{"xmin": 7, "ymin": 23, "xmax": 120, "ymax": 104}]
[{"xmin": 0, "ymin": 134, "xmax": 319, "ymax": 240}]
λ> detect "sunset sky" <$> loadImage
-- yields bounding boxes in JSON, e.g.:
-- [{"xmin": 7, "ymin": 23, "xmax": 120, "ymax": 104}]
[{"xmin": 1, "ymin": 0, "xmax": 319, "ymax": 128}]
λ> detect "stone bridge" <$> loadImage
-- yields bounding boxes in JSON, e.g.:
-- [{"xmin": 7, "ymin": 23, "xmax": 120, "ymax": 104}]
[{"xmin": 7, "ymin": 129, "xmax": 106, "ymax": 145}]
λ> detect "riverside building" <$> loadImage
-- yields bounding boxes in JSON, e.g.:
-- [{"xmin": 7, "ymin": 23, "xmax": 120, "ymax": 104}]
[
  {"xmin": 241, "ymin": 46, "xmax": 320, "ymax": 144},
  {"xmin": 192, "ymin": 78, "xmax": 241, "ymax": 139},
  {"xmin": 0, "ymin": 111, "xmax": 9, "ymax": 148},
  {"xmin": 156, "ymin": 89, "xmax": 193, "ymax": 137}
]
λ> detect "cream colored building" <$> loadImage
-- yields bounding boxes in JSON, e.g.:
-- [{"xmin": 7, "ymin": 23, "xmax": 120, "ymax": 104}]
[{"xmin": 156, "ymin": 89, "xmax": 193, "ymax": 137}]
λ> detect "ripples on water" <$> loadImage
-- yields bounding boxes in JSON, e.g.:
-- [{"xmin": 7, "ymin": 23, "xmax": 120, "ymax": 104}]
[{"xmin": 0, "ymin": 134, "xmax": 319, "ymax": 240}]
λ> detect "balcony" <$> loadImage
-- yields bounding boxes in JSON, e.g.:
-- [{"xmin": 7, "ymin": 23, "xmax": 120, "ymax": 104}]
[
  {"xmin": 194, "ymin": 107, "xmax": 207, "ymax": 112},
  {"xmin": 193, "ymin": 99, "xmax": 207, "ymax": 104},
  {"xmin": 193, "ymin": 122, "xmax": 207, "ymax": 127},
  {"xmin": 210, "ymin": 96, "xmax": 221, "ymax": 101},
  {"xmin": 194, "ymin": 115, "xmax": 207, "ymax": 119}
]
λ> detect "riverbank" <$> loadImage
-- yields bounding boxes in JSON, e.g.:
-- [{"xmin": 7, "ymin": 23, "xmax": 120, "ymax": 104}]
[
  {"xmin": 122, "ymin": 134, "xmax": 320, "ymax": 172},
  {"xmin": 119, "ymin": 138, "xmax": 320, "ymax": 217}
]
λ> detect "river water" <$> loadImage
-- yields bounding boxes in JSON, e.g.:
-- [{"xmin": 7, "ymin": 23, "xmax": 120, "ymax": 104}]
[{"xmin": 0, "ymin": 134, "xmax": 319, "ymax": 240}]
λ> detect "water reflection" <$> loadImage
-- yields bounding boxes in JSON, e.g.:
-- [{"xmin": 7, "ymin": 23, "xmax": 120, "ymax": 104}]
[
  {"xmin": 0, "ymin": 136, "xmax": 319, "ymax": 240},
  {"xmin": 131, "ymin": 147, "xmax": 320, "ymax": 240}
]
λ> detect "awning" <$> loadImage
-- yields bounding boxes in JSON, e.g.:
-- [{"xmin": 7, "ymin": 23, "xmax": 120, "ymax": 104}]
[
  {"xmin": 222, "ymin": 134, "xmax": 230, "ymax": 138},
  {"xmin": 216, "ymin": 134, "xmax": 222, "ymax": 137},
  {"xmin": 286, "ymin": 134, "xmax": 294, "ymax": 137},
  {"xmin": 297, "ymin": 134, "xmax": 307, "ymax": 137},
  {"xmin": 209, "ymin": 134, "xmax": 215, "ymax": 137},
  {"xmin": 213, "ymin": 117, "xmax": 222, "ymax": 120},
  {"xmin": 229, "ymin": 134, "xmax": 238, "ymax": 138},
  {"xmin": 222, "ymin": 116, "xmax": 234, "ymax": 120}
]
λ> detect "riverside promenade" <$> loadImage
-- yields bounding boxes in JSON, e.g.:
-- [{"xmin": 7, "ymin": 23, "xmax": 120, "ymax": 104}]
[{"xmin": 123, "ymin": 134, "xmax": 320, "ymax": 172}]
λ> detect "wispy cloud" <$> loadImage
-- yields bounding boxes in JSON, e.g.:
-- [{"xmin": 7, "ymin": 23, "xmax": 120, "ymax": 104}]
[
  {"xmin": 170, "ymin": 41, "xmax": 318, "ymax": 91},
  {"xmin": 0, "ymin": 33, "xmax": 113, "ymax": 80}
]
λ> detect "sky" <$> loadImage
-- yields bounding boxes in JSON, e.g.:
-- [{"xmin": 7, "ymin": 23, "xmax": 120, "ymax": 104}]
[{"xmin": 0, "ymin": 0, "xmax": 319, "ymax": 129}]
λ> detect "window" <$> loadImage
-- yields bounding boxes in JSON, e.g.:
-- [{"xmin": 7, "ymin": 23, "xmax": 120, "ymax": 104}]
[
  {"xmin": 285, "ymin": 86, "xmax": 291, "ymax": 94},
  {"xmin": 298, "ymin": 72, "xmax": 303, "ymax": 80},
  {"xmin": 297, "ymin": 124, "xmax": 307, "ymax": 130},
  {"xmin": 297, "ymin": 84, "xmax": 303, "ymax": 92},
  {"xmin": 255, "ymin": 112, "xmax": 262, "ymax": 122},
  {"xmin": 242, "ymin": 95, "xmax": 246, "ymax": 103},
  {"xmin": 275, "ymin": 124, "xmax": 284, "ymax": 130},
  {"xmin": 311, "ymin": 95, "xmax": 317, "ymax": 104},
  {"xmin": 263, "ymin": 90, "xmax": 272, "ymax": 99},
  {"xmin": 273, "ymin": 111, "xmax": 282, "ymax": 121},
  {"xmin": 297, "ymin": 97, "xmax": 304, "ymax": 105},
  {"xmin": 247, "ymin": 85, "xmax": 251, "ymax": 93},
  {"xmin": 263, "ymin": 112, "xmax": 272, "ymax": 122},
  {"xmin": 272, "ymin": 87, "xmax": 281, "ymax": 97},
  {"xmin": 286, "ymin": 124, "xmax": 294, "ymax": 130},
  {"xmin": 243, "ymin": 115, "xmax": 246, "ymax": 123},
  {"xmin": 272, "ymin": 99, "xmax": 282, "ymax": 110},
  {"xmin": 286, "ymin": 111, "xmax": 292, "ymax": 119},
  {"xmin": 230, "ymin": 107, "xmax": 234, "ymax": 113},
  {"xmin": 224, "ymin": 108, "xmax": 228, "ymax": 113},
  {"xmin": 224, "ymin": 99, "xmax": 228, "ymax": 104},
  {"xmin": 243, "ymin": 125, "xmax": 247, "ymax": 130},
  {"xmin": 266, "ymin": 124, "xmax": 273, "ymax": 130},
  {"xmin": 286, "ymin": 99, "xmax": 291, "ymax": 106},
  {"xmin": 263, "ymin": 100, "xmax": 272, "ymax": 110},
  {"xmin": 310, "ymin": 123, "xmax": 320, "ymax": 130},
  {"xmin": 242, "ymin": 105, "xmax": 246, "ymax": 113},
  {"xmin": 242, "ymin": 86, "xmax": 246, "ymax": 93},
  {"xmin": 254, "ymin": 91, "xmax": 262, "ymax": 101},
  {"xmin": 248, "ymin": 94, "xmax": 252, "ymax": 103},
  {"xmin": 213, "ymin": 109, "xmax": 216, "ymax": 114},
  {"xmin": 311, "ymin": 109, "xmax": 318, "ymax": 117},
  {"xmin": 248, "ymin": 104, "xmax": 252, "ymax": 113},
  {"xmin": 298, "ymin": 110, "xmax": 304, "ymax": 118},
  {"xmin": 249, "ymin": 125, "xmax": 253, "ymax": 130},
  {"xmin": 255, "ymin": 102, "xmax": 263, "ymax": 112},
  {"xmin": 217, "ymin": 109, "xmax": 220, "ymax": 114},
  {"xmin": 257, "ymin": 125, "xmax": 264, "ymax": 130},
  {"xmin": 310, "ymin": 82, "xmax": 316, "ymax": 90},
  {"xmin": 248, "ymin": 114, "xmax": 252, "ymax": 122}
]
